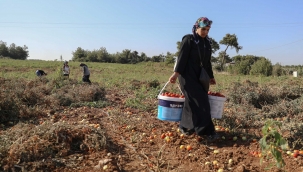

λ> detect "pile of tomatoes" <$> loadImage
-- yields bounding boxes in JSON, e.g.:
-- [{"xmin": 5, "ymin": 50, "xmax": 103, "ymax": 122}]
[
  {"xmin": 208, "ymin": 91, "xmax": 225, "ymax": 97},
  {"xmin": 160, "ymin": 92, "xmax": 185, "ymax": 98},
  {"xmin": 161, "ymin": 91, "xmax": 225, "ymax": 98}
]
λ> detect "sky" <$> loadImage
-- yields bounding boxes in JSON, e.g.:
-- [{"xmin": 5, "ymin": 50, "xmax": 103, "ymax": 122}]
[{"xmin": 0, "ymin": 0, "xmax": 303, "ymax": 65}]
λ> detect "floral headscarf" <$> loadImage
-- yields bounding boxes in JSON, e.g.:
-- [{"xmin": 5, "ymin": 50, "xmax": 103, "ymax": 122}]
[{"xmin": 192, "ymin": 17, "xmax": 212, "ymax": 44}]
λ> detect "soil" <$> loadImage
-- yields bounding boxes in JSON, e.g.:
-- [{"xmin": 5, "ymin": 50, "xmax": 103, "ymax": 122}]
[{"xmin": 3, "ymin": 90, "xmax": 303, "ymax": 172}]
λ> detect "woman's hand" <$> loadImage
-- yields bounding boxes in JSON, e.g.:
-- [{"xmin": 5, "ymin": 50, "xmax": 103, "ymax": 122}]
[
  {"xmin": 169, "ymin": 72, "xmax": 179, "ymax": 83},
  {"xmin": 210, "ymin": 78, "xmax": 216, "ymax": 85}
]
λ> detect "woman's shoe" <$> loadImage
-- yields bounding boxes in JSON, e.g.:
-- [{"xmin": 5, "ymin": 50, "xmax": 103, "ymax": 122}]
[
  {"xmin": 179, "ymin": 127, "xmax": 194, "ymax": 136},
  {"xmin": 207, "ymin": 133, "xmax": 220, "ymax": 142},
  {"xmin": 208, "ymin": 134, "xmax": 220, "ymax": 142}
]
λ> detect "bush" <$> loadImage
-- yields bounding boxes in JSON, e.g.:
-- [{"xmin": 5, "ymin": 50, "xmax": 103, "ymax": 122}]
[
  {"xmin": 228, "ymin": 59, "xmax": 251, "ymax": 75},
  {"xmin": 147, "ymin": 79, "xmax": 160, "ymax": 88},
  {"xmin": 165, "ymin": 56, "xmax": 175, "ymax": 65},
  {"xmin": 0, "ymin": 78, "xmax": 108, "ymax": 123},
  {"xmin": 250, "ymin": 58, "xmax": 273, "ymax": 76},
  {"xmin": 272, "ymin": 63, "xmax": 286, "ymax": 76}
]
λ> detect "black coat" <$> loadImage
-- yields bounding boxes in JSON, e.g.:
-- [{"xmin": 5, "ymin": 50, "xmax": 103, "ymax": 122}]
[{"xmin": 174, "ymin": 34, "xmax": 215, "ymax": 136}]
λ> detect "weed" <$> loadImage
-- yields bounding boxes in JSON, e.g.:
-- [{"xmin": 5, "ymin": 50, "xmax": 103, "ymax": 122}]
[{"xmin": 259, "ymin": 119, "xmax": 289, "ymax": 169}]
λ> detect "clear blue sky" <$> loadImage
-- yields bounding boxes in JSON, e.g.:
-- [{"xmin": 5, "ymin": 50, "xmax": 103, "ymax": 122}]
[{"xmin": 1, "ymin": 0, "xmax": 303, "ymax": 65}]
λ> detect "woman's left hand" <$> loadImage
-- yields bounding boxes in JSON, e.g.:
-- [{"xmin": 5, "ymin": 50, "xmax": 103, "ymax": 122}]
[{"xmin": 210, "ymin": 78, "xmax": 216, "ymax": 85}]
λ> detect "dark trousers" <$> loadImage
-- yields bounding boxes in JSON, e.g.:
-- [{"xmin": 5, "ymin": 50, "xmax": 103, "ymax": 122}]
[{"xmin": 82, "ymin": 75, "xmax": 91, "ymax": 83}]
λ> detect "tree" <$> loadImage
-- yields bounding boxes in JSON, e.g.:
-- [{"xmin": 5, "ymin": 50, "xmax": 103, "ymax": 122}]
[
  {"xmin": 72, "ymin": 47, "xmax": 87, "ymax": 61},
  {"xmin": 250, "ymin": 58, "xmax": 273, "ymax": 76},
  {"xmin": 213, "ymin": 51, "xmax": 232, "ymax": 71},
  {"xmin": 7, "ymin": 43, "xmax": 28, "ymax": 60},
  {"xmin": 175, "ymin": 41, "xmax": 182, "ymax": 57},
  {"xmin": 229, "ymin": 59, "xmax": 251, "ymax": 75},
  {"xmin": 272, "ymin": 63, "xmax": 286, "ymax": 76},
  {"xmin": 139, "ymin": 52, "xmax": 148, "ymax": 62},
  {"xmin": 217, "ymin": 51, "xmax": 232, "ymax": 63},
  {"xmin": 96, "ymin": 47, "xmax": 110, "ymax": 62},
  {"xmin": 87, "ymin": 51, "xmax": 98, "ymax": 62},
  {"xmin": 15, "ymin": 45, "xmax": 29, "ymax": 60},
  {"xmin": 165, "ymin": 52, "xmax": 175, "ymax": 65},
  {"xmin": 208, "ymin": 37, "xmax": 220, "ymax": 54},
  {"xmin": 232, "ymin": 55, "xmax": 262, "ymax": 66},
  {"xmin": 0, "ymin": 41, "xmax": 9, "ymax": 58},
  {"xmin": 219, "ymin": 34, "xmax": 242, "ymax": 70},
  {"xmin": 115, "ymin": 49, "xmax": 131, "ymax": 64},
  {"xmin": 8, "ymin": 43, "xmax": 17, "ymax": 59},
  {"xmin": 130, "ymin": 50, "xmax": 139, "ymax": 64},
  {"xmin": 151, "ymin": 54, "xmax": 162, "ymax": 62}
]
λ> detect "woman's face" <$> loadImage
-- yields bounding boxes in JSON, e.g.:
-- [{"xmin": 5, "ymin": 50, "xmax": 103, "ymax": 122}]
[{"xmin": 196, "ymin": 26, "xmax": 210, "ymax": 38}]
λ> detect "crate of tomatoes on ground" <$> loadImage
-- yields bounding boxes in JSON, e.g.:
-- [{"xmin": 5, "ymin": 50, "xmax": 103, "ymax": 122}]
[{"xmin": 207, "ymin": 91, "xmax": 227, "ymax": 119}]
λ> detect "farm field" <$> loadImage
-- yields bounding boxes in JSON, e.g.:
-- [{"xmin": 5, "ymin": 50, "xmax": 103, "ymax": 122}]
[{"xmin": 1, "ymin": 59, "xmax": 303, "ymax": 172}]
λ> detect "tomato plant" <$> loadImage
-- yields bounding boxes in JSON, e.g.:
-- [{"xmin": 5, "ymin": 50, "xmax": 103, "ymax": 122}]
[{"xmin": 259, "ymin": 119, "xmax": 289, "ymax": 169}]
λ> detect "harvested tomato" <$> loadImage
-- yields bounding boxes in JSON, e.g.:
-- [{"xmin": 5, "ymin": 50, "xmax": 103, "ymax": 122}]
[
  {"xmin": 208, "ymin": 91, "xmax": 225, "ymax": 97},
  {"xmin": 161, "ymin": 92, "xmax": 184, "ymax": 98},
  {"xmin": 186, "ymin": 145, "xmax": 192, "ymax": 151}
]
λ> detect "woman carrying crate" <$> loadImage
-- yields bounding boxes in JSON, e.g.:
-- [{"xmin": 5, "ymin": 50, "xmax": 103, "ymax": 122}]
[{"xmin": 168, "ymin": 17, "xmax": 218, "ymax": 142}]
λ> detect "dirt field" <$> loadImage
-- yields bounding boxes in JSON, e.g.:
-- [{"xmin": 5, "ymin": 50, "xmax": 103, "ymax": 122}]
[
  {"xmin": 2, "ymin": 89, "xmax": 302, "ymax": 172},
  {"xmin": 1, "ymin": 60, "xmax": 303, "ymax": 172}
]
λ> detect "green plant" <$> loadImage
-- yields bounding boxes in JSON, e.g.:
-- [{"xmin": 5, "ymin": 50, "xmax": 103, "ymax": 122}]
[
  {"xmin": 250, "ymin": 58, "xmax": 273, "ymax": 76},
  {"xmin": 259, "ymin": 119, "xmax": 289, "ymax": 169},
  {"xmin": 272, "ymin": 63, "xmax": 286, "ymax": 76},
  {"xmin": 125, "ymin": 86, "xmax": 156, "ymax": 110}
]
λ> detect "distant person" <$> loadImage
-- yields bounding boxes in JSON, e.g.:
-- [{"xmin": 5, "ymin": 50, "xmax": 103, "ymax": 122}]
[
  {"xmin": 36, "ymin": 70, "xmax": 47, "ymax": 77},
  {"xmin": 80, "ymin": 63, "xmax": 91, "ymax": 84},
  {"xmin": 62, "ymin": 61, "xmax": 70, "ymax": 78}
]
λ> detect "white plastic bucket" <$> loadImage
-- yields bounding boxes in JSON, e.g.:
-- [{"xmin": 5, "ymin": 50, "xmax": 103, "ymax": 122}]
[
  {"xmin": 293, "ymin": 71, "xmax": 298, "ymax": 77},
  {"xmin": 157, "ymin": 95, "xmax": 185, "ymax": 121},
  {"xmin": 208, "ymin": 95, "xmax": 227, "ymax": 119},
  {"xmin": 157, "ymin": 81, "xmax": 184, "ymax": 122}
]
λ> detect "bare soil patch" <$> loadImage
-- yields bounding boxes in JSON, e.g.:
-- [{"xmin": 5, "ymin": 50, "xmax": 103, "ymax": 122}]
[{"xmin": 2, "ymin": 90, "xmax": 303, "ymax": 172}]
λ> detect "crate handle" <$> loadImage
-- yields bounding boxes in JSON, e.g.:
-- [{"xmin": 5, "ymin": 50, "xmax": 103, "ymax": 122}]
[{"xmin": 158, "ymin": 81, "xmax": 183, "ymax": 97}]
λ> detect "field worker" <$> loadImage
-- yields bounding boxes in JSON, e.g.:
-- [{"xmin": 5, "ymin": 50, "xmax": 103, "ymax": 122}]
[
  {"xmin": 80, "ymin": 63, "xmax": 91, "ymax": 84},
  {"xmin": 168, "ymin": 17, "xmax": 218, "ymax": 142},
  {"xmin": 62, "ymin": 61, "xmax": 70, "ymax": 78},
  {"xmin": 36, "ymin": 69, "xmax": 47, "ymax": 77}
]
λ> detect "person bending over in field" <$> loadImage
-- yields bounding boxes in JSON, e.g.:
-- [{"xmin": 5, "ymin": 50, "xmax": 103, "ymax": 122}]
[
  {"xmin": 80, "ymin": 63, "xmax": 91, "ymax": 84},
  {"xmin": 36, "ymin": 70, "xmax": 47, "ymax": 77}
]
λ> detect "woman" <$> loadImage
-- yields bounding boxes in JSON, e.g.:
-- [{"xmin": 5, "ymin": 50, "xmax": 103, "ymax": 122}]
[
  {"xmin": 80, "ymin": 63, "xmax": 91, "ymax": 84},
  {"xmin": 168, "ymin": 17, "xmax": 218, "ymax": 141},
  {"xmin": 36, "ymin": 69, "xmax": 47, "ymax": 77},
  {"xmin": 63, "ymin": 61, "xmax": 70, "ymax": 78}
]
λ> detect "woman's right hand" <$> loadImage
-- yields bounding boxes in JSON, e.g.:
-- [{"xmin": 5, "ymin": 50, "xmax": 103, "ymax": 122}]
[{"xmin": 169, "ymin": 72, "xmax": 179, "ymax": 83}]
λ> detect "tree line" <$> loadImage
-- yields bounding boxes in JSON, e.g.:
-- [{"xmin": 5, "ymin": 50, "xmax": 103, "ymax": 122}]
[
  {"xmin": 71, "ymin": 33, "xmax": 275, "ymax": 76},
  {"xmin": 71, "ymin": 47, "xmax": 181, "ymax": 65},
  {"xmin": 2, "ymin": 33, "xmax": 301, "ymax": 77},
  {"xmin": 71, "ymin": 34, "xmax": 241, "ymax": 65},
  {"xmin": 0, "ymin": 41, "xmax": 29, "ymax": 60}
]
